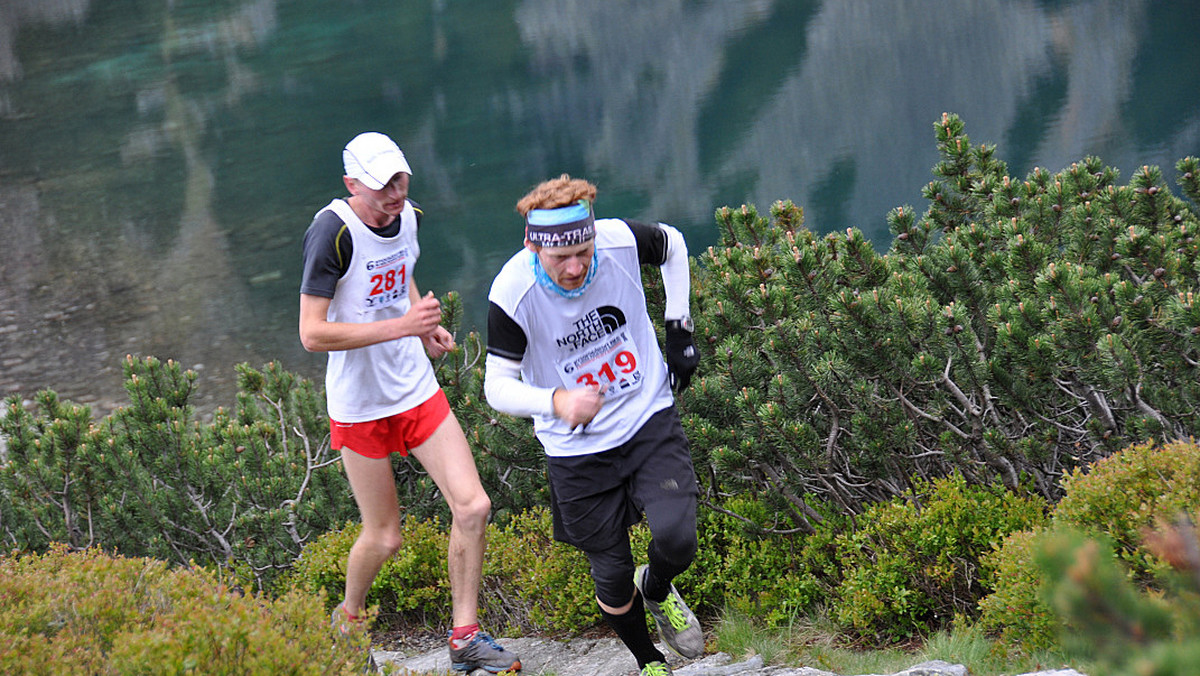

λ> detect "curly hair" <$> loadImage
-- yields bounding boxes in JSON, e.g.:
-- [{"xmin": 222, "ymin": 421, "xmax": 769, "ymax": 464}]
[{"xmin": 515, "ymin": 174, "xmax": 598, "ymax": 217}]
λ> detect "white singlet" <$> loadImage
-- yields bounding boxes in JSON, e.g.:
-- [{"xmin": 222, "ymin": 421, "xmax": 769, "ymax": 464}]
[
  {"xmin": 487, "ymin": 219, "xmax": 675, "ymax": 456},
  {"xmin": 319, "ymin": 198, "xmax": 439, "ymax": 422}
]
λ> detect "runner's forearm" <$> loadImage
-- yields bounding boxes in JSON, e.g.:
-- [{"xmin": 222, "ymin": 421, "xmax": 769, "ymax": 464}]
[
  {"xmin": 483, "ymin": 353, "xmax": 556, "ymax": 418},
  {"xmin": 659, "ymin": 223, "xmax": 691, "ymax": 320}
]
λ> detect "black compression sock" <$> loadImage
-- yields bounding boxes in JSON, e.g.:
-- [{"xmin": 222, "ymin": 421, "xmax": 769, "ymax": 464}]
[
  {"xmin": 599, "ymin": 594, "xmax": 665, "ymax": 668},
  {"xmin": 639, "ymin": 563, "xmax": 672, "ymax": 602}
]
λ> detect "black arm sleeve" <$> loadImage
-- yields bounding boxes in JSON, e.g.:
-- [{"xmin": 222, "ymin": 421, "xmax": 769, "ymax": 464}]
[
  {"xmin": 623, "ymin": 219, "xmax": 669, "ymax": 266},
  {"xmin": 486, "ymin": 301, "xmax": 528, "ymax": 361}
]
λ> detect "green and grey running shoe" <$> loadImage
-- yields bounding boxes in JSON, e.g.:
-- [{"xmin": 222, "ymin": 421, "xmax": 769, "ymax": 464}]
[
  {"xmin": 640, "ymin": 660, "xmax": 673, "ymax": 675},
  {"xmin": 634, "ymin": 564, "xmax": 704, "ymax": 659},
  {"xmin": 449, "ymin": 630, "xmax": 522, "ymax": 673}
]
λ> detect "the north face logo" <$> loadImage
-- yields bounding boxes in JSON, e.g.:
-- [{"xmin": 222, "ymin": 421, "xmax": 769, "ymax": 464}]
[{"xmin": 555, "ymin": 305, "xmax": 627, "ymax": 348}]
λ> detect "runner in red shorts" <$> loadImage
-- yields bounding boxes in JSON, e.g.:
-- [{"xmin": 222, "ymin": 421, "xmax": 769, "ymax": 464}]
[{"xmin": 300, "ymin": 132, "xmax": 519, "ymax": 673}]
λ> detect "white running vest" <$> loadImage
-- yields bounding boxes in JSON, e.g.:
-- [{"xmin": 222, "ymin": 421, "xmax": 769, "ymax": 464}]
[
  {"xmin": 488, "ymin": 219, "xmax": 674, "ymax": 456},
  {"xmin": 319, "ymin": 199, "xmax": 438, "ymax": 422}
]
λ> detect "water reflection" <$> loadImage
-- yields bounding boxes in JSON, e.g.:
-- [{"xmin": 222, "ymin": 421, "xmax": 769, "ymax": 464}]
[
  {"xmin": 0, "ymin": 1, "xmax": 90, "ymax": 90},
  {"xmin": 1, "ymin": 0, "xmax": 1197, "ymax": 417}
]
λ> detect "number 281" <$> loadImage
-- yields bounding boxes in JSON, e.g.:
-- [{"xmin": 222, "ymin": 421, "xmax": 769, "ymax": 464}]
[{"xmin": 369, "ymin": 266, "xmax": 406, "ymax": 296}]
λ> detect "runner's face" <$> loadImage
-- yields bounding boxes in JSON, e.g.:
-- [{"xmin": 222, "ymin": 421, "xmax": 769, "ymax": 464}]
[
  {"xmin": 534, "ymin": 240, "xmax": 595, "ymax": 290},
  {"xmin": 351, "ymin": 172, "xmax": 410, "ymax": 220}
]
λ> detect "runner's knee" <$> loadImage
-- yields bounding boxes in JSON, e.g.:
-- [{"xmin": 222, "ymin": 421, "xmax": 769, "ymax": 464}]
[
  {"xmin": 646, "ymin": 498, "xmax": 698, "ymax": 568},
  {"xmin": 451, "ymin": 490, "xmax": 492, "ymax": 530},
  {"xmin": 587, "ymin": 543, "xmax": 635, "ymax": 608},
  {"xmin": 358, "ymin": 528, "xmax": 404, "ymax": 558},
  {"xmin": 649, "ymin": 530, "xmax": 696, "ymax": 573}
]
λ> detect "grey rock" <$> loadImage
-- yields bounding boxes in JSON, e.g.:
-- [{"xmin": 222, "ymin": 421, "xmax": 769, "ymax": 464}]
[
  {"xmin": 375, "ymin": 638, "xmax": 1088, "ymax": 676},
  {"xmin": 379, "ymin": 637, "xmax": 638, "ymax": 675},
  {"xmin": 676, "ymin": 653, "xmax": 765, "ymax": 675},
  {"xmin": 891, "ymin": 661, "xmax": 970, "ymax": 676}
]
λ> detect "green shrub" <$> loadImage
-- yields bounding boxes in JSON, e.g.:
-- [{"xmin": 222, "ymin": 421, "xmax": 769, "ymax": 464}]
[
  {"xmin": 977, "ymin": 439, "xmax": 1200, "ymax": 654},
  {"xmin": 1033, "ymin": 527, "xmax": 1182, "ymax": 673},
  {"xmin": 285, "ymin": 502, "xmax": 828, "ymax": 636},
  {"xmin": 488, "ymin": 500, "xmax": 830, "ymax": 632},
  {"xmin": 673, "ymin": 498, "xmax": 829, "ymax": 628},
  {"xmin": 288, "ymin": 518, "xmax": 451, "ymax": 628},
  {"xmin": 286, "ymin": 480, "xmax": 1050, "ymax": 644},
  {"xmin": 1055, "ymin": 439, "xmax": 1200, "ymax": 580},
  {"xmin": 976, "ymin": 527, "xmax": 1058, "ymax": 651},
  {"xmin": 481, "ymin": 507, "xmax": 599, "ymax": 633},
  {"xmin": 288, "ymin": 508, "xmax": 596, "ymax": 635},
  {"xmin": 827, "ymin": 473, "xmax": 1047, "ymax": 642},
  {"xmin": 0, "ymin": 545, "xmax": 369, "ymax": 674}
]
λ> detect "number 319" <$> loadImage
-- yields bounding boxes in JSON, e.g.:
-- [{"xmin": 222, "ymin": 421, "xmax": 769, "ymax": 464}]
[{"xmin": 575, "ymin": 350, "xmax": 637, "ymax": 387}]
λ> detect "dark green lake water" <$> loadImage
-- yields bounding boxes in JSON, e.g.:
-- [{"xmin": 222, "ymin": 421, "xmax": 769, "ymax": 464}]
[{"xmin": 2, "ymin": 0, "xmax": 1198, "ymax": 413}]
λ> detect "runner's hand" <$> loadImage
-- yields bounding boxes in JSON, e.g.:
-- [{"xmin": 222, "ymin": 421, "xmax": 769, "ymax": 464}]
[
  {"xmin": 553, "ymin": 386, "xmax": 605, "ymax": 430},
  {"xmin": 402, "ymin": 291, "xmax": 443, "ymax": 337},
  {"xmin": 422, "ymin": 326, "xmax": 456, "ymax": 358},
  {"xmin": 664, "ymin": 325, "xmax": 699, "ymax": 392}
]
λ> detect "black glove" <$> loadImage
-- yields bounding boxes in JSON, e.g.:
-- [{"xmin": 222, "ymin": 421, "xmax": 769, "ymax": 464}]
[{"xmin": 664, "ymin": 324, "xmax": 700, "ymax": 392}]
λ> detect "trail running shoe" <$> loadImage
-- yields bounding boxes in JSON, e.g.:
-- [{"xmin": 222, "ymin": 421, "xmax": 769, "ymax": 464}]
[
  {"xmin": 635, "ymin": 564, "xmax": 704, "ymax": 659},
  {"xmin": 640, "ymin": 661, "xmax": 673, "ymax": 675},
  {"xmin": 331, "ymin": 603, "xmax": 378, "ymax": 673},
  {"xmin": 449, "ymin": 630, "xmax": 522, "ymax": 673},
  {"xmin": 331, "ymin": 603, "xmax": 365, "ymax": 638}
]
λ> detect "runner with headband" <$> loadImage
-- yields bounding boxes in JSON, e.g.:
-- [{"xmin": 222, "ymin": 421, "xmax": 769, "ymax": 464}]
[{"xmin": 484, "ymin": 174, "xmax": 703, "ymax": 676}]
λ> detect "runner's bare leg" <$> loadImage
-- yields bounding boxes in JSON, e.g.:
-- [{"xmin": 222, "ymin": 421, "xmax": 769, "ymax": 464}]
[
  {"xmin": 341, "ymin": 450, "xmax": 403, "ymax": 615},
  {"xmin": 410, "ymin": 414, "xmax": 492, "ymax": 627}
]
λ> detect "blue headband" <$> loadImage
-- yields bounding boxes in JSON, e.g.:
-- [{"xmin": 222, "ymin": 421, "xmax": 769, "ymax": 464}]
[{"xmin": 525, "ymin": 200, "xmax": 595, "ymax": 247}]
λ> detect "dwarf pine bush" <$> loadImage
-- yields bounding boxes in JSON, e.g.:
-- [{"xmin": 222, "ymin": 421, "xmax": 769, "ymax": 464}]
[
  {"xmin": 684, "ymin": 114, "xmax": 1200, "ymax": 526},
  {"xmin": 0, "ymin": 357, "xmax": 358, "ymax": 592}
]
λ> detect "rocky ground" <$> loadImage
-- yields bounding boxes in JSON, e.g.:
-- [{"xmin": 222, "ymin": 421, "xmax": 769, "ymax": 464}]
[{"xmin": 370, "ymin": 636, "xmax": 1087, "ymax": 676}]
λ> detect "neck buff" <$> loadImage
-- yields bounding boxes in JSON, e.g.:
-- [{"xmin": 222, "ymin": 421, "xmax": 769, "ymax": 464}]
[
  {"xmin": 530, "ymin": 249, "xmax": 598, "ymax": 298},
  {"xmin": 525, "ymin": 200, "xmax": 595, "ymax": 247}
]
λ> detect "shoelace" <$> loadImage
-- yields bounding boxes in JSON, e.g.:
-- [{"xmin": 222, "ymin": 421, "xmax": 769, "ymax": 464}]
[
  {"xmin": 659, "ymin": 594, "xmax": 690, "ymax": 631},
  {"xmin": 641, "ymin": 661, "xmax": 671, "ymax": 676},
  {"xmin": 472, "ymin": 632, "xmax": 505, "ymax": 651}
]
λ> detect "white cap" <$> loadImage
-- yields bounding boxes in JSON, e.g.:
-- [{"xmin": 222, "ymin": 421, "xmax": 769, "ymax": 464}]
[{"xmin": 342, "ymin": 132, "xmax": 412, "ymax": 190}]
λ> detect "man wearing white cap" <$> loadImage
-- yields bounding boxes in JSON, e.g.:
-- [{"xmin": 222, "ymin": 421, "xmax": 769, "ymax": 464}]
[
  {"xmin": 300, "ymin": 132, "xmax": 520, "ymax": 673},
  {"xmin": 483, "ymin": 174, "xmax": 703, "ymax": 676}
]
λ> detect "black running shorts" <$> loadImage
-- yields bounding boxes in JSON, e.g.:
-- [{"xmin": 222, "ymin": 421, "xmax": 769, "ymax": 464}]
[{"xmin": 545, "ymin": 405, "xmax": 698, "ymax": 552}]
